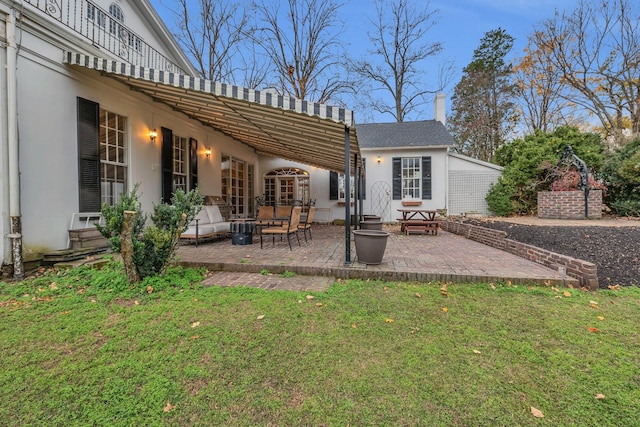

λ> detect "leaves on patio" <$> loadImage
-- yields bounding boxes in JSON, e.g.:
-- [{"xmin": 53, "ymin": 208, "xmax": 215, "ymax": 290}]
[{"xmin": 530, "ymin": 406, "xmax": 544, "ymax": 418}]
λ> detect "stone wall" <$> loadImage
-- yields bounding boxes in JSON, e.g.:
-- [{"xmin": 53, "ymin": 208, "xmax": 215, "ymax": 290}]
[
  {"xmin": 440, "ymin": 220, "xmax": 598, "ymax": 290},
  {"xmin": 537, "ymin": 190, "xmax": 602, "ymax": 219}
]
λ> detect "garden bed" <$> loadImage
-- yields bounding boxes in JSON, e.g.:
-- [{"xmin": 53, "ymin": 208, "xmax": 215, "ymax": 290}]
[{"xmin": 461, "ymin": 218, "xmax": 640, "ymax": 288}]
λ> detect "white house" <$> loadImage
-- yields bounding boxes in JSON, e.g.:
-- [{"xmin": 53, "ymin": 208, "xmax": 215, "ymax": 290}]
[{"xmin": 0, "ymin": 0, "xmax": 358, "ymax": 277}]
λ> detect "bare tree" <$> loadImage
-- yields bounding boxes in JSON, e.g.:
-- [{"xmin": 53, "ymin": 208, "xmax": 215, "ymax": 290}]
[
  {"xmin": 249, "ymin": 0, "xmax": 349, "ymax": 103},
  {"xmin": 534, "ymin": 0, "xmax": 640, "ymax": 145},
  {"xmin": 350, "ymin": 0, "xmax": 450, "ymax": 122},
  {"xmin": 169, "ymin": 0, "xmax": 267, "ymax": 86},
  {"xmin": 513, "ymin": 33, "xmax": 576, "ymax": 133}
]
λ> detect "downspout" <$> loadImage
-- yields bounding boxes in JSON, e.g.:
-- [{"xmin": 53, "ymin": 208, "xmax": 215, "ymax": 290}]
[
  {"xmin": 344, "ymin": 125, "xmax": 351, "ymax": 265},
  {"xmin": 444, "ymin": 147, "xmax": 449, "ymax": 213},
  {"xmin": 6, "ymin": 12, "xmax": 22, "ymax": 279}
]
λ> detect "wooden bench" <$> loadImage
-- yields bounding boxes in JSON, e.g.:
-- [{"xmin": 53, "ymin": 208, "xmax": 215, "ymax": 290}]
[{"xmin": 399, "ymin": 219, "xmax": 439, "ymax": 236}]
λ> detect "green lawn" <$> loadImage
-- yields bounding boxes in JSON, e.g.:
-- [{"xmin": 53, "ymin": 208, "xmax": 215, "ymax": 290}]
[{"xmin": 1, "ymin": 262, "xmax": 639, "ymax": 426}]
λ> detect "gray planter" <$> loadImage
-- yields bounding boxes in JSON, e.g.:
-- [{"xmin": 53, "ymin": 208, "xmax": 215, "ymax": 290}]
[
  {"xmin": 361, "ymin": 220, "xmax": 383, "ymax": 230},
  {"xmin": 353, "ymin": 229, "xmax": 390, "ymax": 265},
  {"xmin": 363, "ymin": 215, "xmax": 381, "ymax": 222}
]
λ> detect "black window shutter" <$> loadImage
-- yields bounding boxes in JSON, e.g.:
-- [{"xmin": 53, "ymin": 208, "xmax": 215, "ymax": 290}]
[
  {"xmin": 161, "ymin": 127, "xmax": 173, "ymax": 203},
  {"xmin": 77, "ymin": 97, "xmax": 101, "ymax": 212},
  {"xmin": 422, "ymin": 156, "xmax": 432, "ymax": 200},
  {"xmin": 329, "ymin": 171, "xmax": 338, "ymax": 200},
  {"xmin": 189, "ymin": 138, "xmax": 198, "ymax": 190},
  {"xmin": 392, "ymin": 157, "xmax": 401, "ymax": 200}
]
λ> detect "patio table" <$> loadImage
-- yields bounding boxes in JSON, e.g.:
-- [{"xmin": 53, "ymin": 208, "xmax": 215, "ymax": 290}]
[{"xmin": 397, "ymin": 209, "xmax": 438, "ymax": 235}]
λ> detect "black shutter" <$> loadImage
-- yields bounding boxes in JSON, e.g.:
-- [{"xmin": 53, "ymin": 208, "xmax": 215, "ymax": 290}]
[
  {"xmin": 77, "ymin": 97, "xmax": 101, "ymax": 212},
  {"xmin": 422, "ymin": 156, "xmax": 432, "ymax": 200},
  {"xmin": 392, "ymin": 157, "xmax": 401, "ymax": 200},
  {"xmin": 329, "ymin": 171, "xmax": 338, "ymax": 200},
  {"xmin": 161, "ymin": 127, "xmax": 173, "ymax": 203},
  {"xmin": 189, "ymin": 138, "xmax": 198, "ymax": 190}
]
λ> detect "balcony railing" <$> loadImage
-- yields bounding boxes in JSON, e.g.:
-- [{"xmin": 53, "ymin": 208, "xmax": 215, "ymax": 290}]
[{"xmin": 23, "ymin": 0, "xmax": 188, "ymax": 74}]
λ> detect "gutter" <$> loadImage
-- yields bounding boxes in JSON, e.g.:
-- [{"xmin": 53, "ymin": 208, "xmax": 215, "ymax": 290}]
[{"xmin": 6, "ymin": 11, "xmax": 23, "ymax": 279}]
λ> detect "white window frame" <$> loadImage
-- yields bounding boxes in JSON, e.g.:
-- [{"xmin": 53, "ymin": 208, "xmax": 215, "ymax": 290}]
[
  {"xmin": 172, "ymin": 135, "xmax": 188, "ymax": 192},
  {"xmin": 99, "ymin": 108, "xmax": 128, "ymax": 206},
  {"xmin": 401, "ymin": 157, "xmax": 421, "ymax": 199}
]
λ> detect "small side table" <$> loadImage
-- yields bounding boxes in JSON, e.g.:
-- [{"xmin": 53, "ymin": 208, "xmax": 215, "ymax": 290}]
[{"xmin": 230, "ymin": 218, "xmax": 256, "ymax": 245}]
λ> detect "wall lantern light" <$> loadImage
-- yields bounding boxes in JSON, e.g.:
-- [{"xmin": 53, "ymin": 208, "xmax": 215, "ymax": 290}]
[
  {"xmin": 377, "ymin": 156, "xmax": 381, "ymax": 163},
  {"xmin": 149, "ymin": 128, "xmax": 157, "ymax": 143},
  {"xmin": 205, "ymin": 147, "xmax": 212, "ymax": 158}
]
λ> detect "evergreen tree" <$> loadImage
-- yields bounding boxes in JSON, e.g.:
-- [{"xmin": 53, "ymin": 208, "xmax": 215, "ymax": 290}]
[{"xmin": 449, "ymin": 28, "xmax": 518, "ymax": 162}]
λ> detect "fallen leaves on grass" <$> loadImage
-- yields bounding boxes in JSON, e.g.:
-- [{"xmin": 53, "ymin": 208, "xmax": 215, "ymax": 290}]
[
  {"xmin": 440, "ymin": 284, "xmax": 449, "ymax": 297},
  {"xmin": 385, "ymin": 318, "xmax": 394, "ymax": 323},
  {"xmin": 442, "ymin": 307, "xmax": 448, "ymax": 312},
  {"xmin": 590, "ymin": 301, "xmax": 599, "ymax": 309},
  {"xmin": 530, "ymin": 406, "xmax": 544, "ymax": 418},
  {"xmin": 191, "ymin": 321, "xmax": 200, "ymax": 328},
  {"xmin": 595, "ymin": 394, "xmax": 605, "ymax": 400},
  {"xmin": 588, "ymin": 327, "xmax": 600, "ymax": 333},
  {"xmin": 163, "ymin": 402, "xmax": 175, "ymax": 413},
  {"xmin": 597, "ymin": 316, "xmax": 605, "ymax": 321},
  {"xmin": 256, "ymin": 315, "xmax": 265, "ymax": 320},
  {"xmin": 563, "ymin": 291, "xmax": 572, "ymax": 297},
  {"xmin": 473, "ymin": 349, "xmax": 482, "ymax": 354},
  {"xmin": 415, "ymin": 292, "xmax": 421, "ymax": 298}
]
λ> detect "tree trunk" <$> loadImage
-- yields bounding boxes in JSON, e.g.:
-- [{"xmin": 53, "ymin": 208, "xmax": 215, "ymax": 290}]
[{"xmin": 121, "ymin": 210, "xmax": 140, "ymax": 284}]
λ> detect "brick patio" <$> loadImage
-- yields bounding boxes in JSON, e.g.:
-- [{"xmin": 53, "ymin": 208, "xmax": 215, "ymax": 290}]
[{"xmin": 176, "ymin": 223, "xmax": 577, "ymax": 291}]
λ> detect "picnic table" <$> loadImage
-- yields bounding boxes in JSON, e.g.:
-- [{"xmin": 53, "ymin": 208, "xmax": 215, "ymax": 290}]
[{"xmin": 397, "ymin": 209, "xmax": 439, "ymax": 235}]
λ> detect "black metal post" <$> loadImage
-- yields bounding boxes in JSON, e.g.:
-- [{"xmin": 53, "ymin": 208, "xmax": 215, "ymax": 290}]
[{"xmin": 344, "ymin": 126, "xmax": 351, "ymax": 265}]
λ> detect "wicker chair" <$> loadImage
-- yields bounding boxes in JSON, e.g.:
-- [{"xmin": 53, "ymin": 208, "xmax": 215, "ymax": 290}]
[{"xmin": 260, "ymin": 206, "xmax": 302, "ymax": 250}]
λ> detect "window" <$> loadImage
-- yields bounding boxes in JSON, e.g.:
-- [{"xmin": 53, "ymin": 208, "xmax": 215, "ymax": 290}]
[
  {"xmin": 172, "ymin": 135, "xmax": 188, "ymax": 192},
  {"xmin": 392, "ymin": 157, "xmax": 432, "ymax": 200},
  {"xmin": 222, "ymin": 155, "xmax": 254, "ymax": 217},
  {"xmin": 99, "ymin": 109, "xmax": 128, "ymax": 206},
  {"xmin": 87, "ymin": 4, "xmax": 106, "ymax": 28},
  {"xmin": 263, "ymin": 168, "xmax": 310, "ymax": 207},
  {"xmin": 401, "ymin": 158, "xmax": 421, "ymax": 199},
  {"xmin": 108, "ymin": 4, "xmax": 124, "ymax": 35},
  {"xmin": 338, "ymin": 173, "xmax": 354, "ymax": 200}
]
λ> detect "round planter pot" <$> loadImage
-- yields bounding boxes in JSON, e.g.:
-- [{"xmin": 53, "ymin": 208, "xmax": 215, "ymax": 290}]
[
  {"xmin": 360, "ymin": 220, "xmax": 383, "ymax": 231},
  {"xmin": 353, "ymin": 229, "xmax": 390, "ymax": 265}
]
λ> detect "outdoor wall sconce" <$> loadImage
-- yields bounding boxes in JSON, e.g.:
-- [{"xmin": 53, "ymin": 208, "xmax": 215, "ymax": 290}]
[
  {"xmin": 205, "ymin": 147, "xmax": 212, "ymax": 158},
  {"xmin": 377, "ymin": 156, "xmax": 381, "ymax": 163},
  {"xmin": 149, "ymin": 128, "xmax": 157, "ymax": 143}
]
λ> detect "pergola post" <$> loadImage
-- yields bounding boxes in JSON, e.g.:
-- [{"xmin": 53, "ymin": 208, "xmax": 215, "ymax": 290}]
[{"xmin": 344, "ymin": 126, "xmax": 351, "ymax": 265}]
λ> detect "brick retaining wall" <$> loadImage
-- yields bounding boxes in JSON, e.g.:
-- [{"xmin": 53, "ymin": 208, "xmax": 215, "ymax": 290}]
[
  {"xmin": 440, "ymin": 220, "xmax": 598, "ymax": 290},
  {"xmin": 538, "ymin": 190, "xmax": 602, "ymax": 219}
]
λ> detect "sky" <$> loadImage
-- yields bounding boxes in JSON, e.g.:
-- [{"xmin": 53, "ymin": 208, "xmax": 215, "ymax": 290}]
[{"xmin": 149, "ymin": 0, "xmax": 584, "ymax": 122}]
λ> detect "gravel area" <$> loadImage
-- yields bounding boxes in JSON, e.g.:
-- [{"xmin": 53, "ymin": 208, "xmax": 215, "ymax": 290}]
[{"xmin": 461, "ymin": 218, "xmax": 640, "ymax": 288}]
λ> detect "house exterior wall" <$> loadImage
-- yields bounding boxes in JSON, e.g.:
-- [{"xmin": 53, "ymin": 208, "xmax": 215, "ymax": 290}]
[
  {"xmin": 361, "ymin": 148, "xmax": 449, "ymax": 222},
  {"xmin": 0, "ymin": 1, "xmax": 258, "ymax": 265},
  {"xmin": 447, "ymin": 154, "xmax": 502, "ymax": 216}
]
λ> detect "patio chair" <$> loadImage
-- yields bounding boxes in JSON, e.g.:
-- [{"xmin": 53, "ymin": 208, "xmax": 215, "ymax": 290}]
[
  {"xmin": 255, "ymin": 205, "xmax": 275, "ymax": 232},
  {"xmin": 260, "ymin": 206, "xmax": 302, "ymax": 250},
  {"xmin": 298, "ymin": 206, "xmax": 316, "ymax": 243}
]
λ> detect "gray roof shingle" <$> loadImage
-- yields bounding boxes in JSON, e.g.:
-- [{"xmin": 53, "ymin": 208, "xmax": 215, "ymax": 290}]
[{"xmin": 356, "ymin": 120, "xmax": 455, "ymax": 149}]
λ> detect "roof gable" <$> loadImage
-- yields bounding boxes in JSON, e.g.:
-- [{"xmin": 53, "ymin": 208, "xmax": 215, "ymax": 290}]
[{"xmin": 356, "ymin": 120, "xmax": 455, "ymax": 149}]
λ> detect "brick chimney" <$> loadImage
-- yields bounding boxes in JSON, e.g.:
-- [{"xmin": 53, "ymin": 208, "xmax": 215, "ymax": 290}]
[{"xmin": 434, "ymin": 93, "xmax": 446, "ymax": 125}]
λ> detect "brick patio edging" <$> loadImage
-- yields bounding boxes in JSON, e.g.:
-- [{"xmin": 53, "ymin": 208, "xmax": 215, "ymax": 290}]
[{"xmin": 440, "ymin": 220, "xmax": 598, "ymax": 290}]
